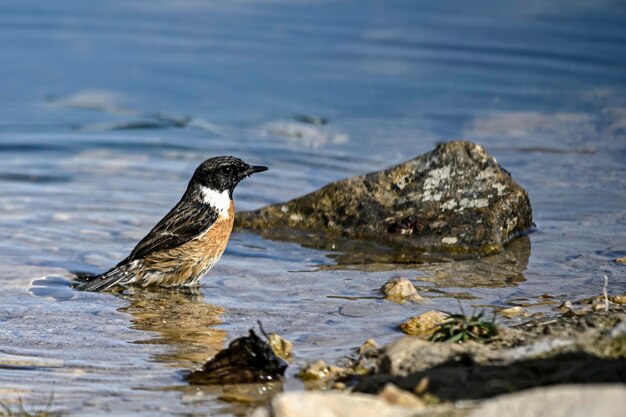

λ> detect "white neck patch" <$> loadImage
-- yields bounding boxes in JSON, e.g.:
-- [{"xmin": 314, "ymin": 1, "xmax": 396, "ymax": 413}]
[{"xmin": 201, "ymin": 187, "xmax": 231, "ymax": 216}]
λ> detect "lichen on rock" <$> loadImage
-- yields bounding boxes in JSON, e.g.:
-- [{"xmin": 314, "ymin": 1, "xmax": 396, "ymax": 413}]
[{"xmin": 236, "ymin": 141, "xmax": 532, "ymax": 256}]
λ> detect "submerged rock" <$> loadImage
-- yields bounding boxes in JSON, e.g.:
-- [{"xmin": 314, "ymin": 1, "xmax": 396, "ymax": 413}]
[{"xmin": 236, "ymin": 141, "xmax": 532, "ymax": 256}]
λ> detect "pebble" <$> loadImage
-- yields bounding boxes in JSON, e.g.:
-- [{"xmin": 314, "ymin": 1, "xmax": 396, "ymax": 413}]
[
  {"xmin": 377, "ymin": 383, "xmax": 426, "ymax": 410},
  {"xmin": 609, "ymin": 294, "xmax": 626, "ymax": 305},
  {"xmin": 381, "ymin": 277, "xmax": 424, "ymax": 304},
  {"xmin": 359, "ymin": 338, "xmax": 379, "ymax": 356},
  {"xmin": 297, "ymin": 360, "xmax": 345, "ymax": 381},
  {"xmin": 268, "ymin": 333, "xmax": 293, "ymax": 361},
  {"xmin": 399, "ymin": 310, "xmax": 448, "ymax": 338},
  {"xmin": 499, "ymin": 306, "xmax": 525, "ymax": 318}
]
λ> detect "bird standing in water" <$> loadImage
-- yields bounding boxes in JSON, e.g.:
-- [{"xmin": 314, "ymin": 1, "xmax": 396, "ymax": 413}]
[{"xmin": 76, "ymin": 156, "xmax": 268, "ymax": 292}]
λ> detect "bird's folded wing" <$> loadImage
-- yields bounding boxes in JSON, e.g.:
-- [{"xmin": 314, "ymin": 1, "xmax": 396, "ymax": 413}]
[{"xmin": 129, "ymin": 201, "xmax": 219, "ymax": 260}]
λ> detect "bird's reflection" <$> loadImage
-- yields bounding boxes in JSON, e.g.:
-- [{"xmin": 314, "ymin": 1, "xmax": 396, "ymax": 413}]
[
  {"xmin": 116, "ymin": 287, "xmax": 284, "ymax": 409},
  {"xmin": 117, "ymin": 287, "xmax": 226, "ymax": 368}
]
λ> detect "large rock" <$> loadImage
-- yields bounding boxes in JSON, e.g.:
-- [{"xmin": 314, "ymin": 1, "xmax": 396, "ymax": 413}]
[
  {"xmin": 468, "ymin": 385, "xmax": 626, "ymax": 417},
  {"xmin": 356, "ymin": 350, "xmax": 626, "ymax": 400},
  {"xmin": 236, "ymin": 141, "xmax": 532, "ymax": 256},
  {"xmin": 249, "ymin": 391, "xmax": 421, "ymax": 417},
  {"xmin": 350, "ymin": 311, "xmax": 626, "ymax": 399},
  {"xmin": 376, "ymin": 336, "xmax": 493, "ymax": 376}
]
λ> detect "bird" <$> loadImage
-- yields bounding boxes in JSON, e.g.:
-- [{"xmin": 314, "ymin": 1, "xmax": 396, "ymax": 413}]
[{"xmin": 75, "ymin": 156, "xmax": 268, "ymax": 292}]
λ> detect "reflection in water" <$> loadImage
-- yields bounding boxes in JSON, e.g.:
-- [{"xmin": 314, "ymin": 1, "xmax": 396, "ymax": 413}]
[
  {"xmin": 418, "ymin": 236, "xmax": 531, "ymax": 288},
  {"xmin": 118, "ymin": 288, "xmax": 285, "ymax": 413},
  {"xmin": 175, "ymin": 381, "xmax": 283, "ymax": 417},
  {"xmin": 3, "ymin": 0, "xmax": 625, "ymax": 415},
  {"xmin": 316, "ymin": 235, "xmax": 531, "ymax": 288},
  {"xmin": 118, "ymin": 288, "xmax": 226, "ymax": 368}
]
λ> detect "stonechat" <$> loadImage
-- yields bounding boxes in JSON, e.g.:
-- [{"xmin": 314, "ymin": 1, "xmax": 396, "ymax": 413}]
[{"xmin": 75, "ymin": 156, "xmax": 268, "ymax": 292}]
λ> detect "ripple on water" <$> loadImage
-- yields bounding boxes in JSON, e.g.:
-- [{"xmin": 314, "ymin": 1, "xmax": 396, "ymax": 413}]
[{"xmin": 1, "ymin": 0, "xmax": 626, "ymax": 416}]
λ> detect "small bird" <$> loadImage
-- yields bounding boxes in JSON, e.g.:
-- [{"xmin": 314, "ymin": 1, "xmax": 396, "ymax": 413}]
[{"xmin": 75, "ymin": 156, "xmax": 268, "ymax": 292}]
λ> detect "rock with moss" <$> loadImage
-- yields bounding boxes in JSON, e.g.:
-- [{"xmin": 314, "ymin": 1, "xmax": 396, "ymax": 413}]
[
  {"xmin": 348, "ymin": 309, "xmax": 626, "ymax": 399},
  {"xmin": 236, "ymin": 141, "xmax": 532, "ymax": 256}
]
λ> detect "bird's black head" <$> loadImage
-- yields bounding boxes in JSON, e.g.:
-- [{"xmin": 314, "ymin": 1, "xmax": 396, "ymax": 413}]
[{"xmin": 191, "ymin": 156, "xmax": 268, "ymax": 198}]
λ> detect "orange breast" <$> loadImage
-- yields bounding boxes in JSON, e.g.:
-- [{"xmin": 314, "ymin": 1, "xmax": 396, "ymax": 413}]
[{"xmin": 140, "ymin": 201, "xmax": 235, "ymax": 286}]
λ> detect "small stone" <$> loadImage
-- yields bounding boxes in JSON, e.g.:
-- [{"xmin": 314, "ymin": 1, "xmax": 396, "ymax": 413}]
[
  {"xmin": 592, "ymin": 302, "xmax": 609, "ymax": 311},
  {"xmin": 615, "ymin": 256, "xmax": 626, "ymax": 265},
  {"xmin": 359, "ymin": 338, "xmax": 379, "ymax": 356},
  {"xmin": 557, "ymin": 300, "xmax": 588, "ymax": 316},
  {"xmin": 557, "ymin": 300, "xmax": 573, "ymax": 313},
  {"xmin": 378, "ymin": 383, "xmax": 426, "ymax": 410},
  {"xmin": 400, "ymin": 310, "xmax": 448, "ymax": 338},
  {"xmin": 332, "ymin": 382, "xmax": 347, "ymax": 390},
  {"xmin": 381, "ymin": 277, "xmax": 424, "ymax": 303},
  {"xmin": 498, "ymin": 306, "xmax": 525, "ymax": 318},
  {"xmin": 414, "ymin": 377, "xmax": 430, "ymax": 395},
  {"xmin": 296, "ymin": 359, "xmax": 344, "ymax": 381},
  {"xmin": 609, "ymin": 294, "xmax": 626, "ymax": 304},
  {"xmin": 268, "ymin": 333, "xmax": 293, "ymax": 361},
  {"xmin": 297, "ymin": 359, "xmax": 330, "ymax": 380}
]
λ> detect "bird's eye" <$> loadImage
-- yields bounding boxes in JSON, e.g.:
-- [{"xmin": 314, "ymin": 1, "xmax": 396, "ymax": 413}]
[{"xmin": 221, "ymin": 166, "xmax": 233, "ymax": 175}]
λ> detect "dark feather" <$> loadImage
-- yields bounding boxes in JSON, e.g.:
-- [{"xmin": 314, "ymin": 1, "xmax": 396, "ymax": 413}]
[
  {"xmin": 73, "ymin": 264, "xmax": 129, "ymax": 292},
  {"xmin": 129, "ymin": 192, "xmax": 219, "ymax": 261}
]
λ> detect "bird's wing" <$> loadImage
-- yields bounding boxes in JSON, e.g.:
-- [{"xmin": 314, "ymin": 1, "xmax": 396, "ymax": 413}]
[{"xmin": 128, "ymin": 200, "xmax": 219, "ymax": 260}]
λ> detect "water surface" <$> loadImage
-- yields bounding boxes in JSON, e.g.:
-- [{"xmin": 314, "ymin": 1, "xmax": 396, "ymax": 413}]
[{"xmin": 1, "ymin": 1, "xmax": 625, "ymax": 416}]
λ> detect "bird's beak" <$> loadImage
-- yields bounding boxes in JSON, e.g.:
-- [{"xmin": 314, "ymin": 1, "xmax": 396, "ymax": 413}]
[
  {"xmin": 250, "ymin": 165, "xmax": 269, "ymax": 174},
  {"xmin": 242, "ymin": 165, "xmax": 269, "ymax": 178}
]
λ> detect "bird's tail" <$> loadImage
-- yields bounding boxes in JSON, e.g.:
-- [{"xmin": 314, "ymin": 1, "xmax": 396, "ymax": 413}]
[{"xmin": 73, "ymin": 264, "xmax": 129, "ymax": 292}]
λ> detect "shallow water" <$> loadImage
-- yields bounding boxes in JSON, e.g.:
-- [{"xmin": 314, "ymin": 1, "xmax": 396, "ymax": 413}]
[{"xmin": 1, "ymin": 0, "xmax": 626, "ymax": 415}]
